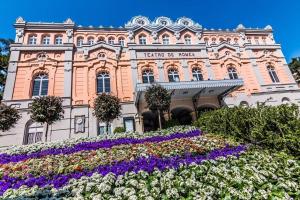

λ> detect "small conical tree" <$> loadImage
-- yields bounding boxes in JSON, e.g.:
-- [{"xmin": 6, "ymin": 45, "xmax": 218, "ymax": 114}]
[
  {"xmin": 93, "ymin": 93, "xmax": 121, "ymax": 134},
  {"xmin": 0, "ymin": 103, "xmax": 20, "ymax": 131},
  {"xmin": 30, "ymin": 96, "xmax": 64, "ymax": 142},
  {"xmin": 144, "ymin": 84, "xmax": 171, "ymax": 129}
]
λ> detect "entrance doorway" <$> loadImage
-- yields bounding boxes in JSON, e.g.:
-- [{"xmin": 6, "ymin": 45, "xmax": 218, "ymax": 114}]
[{"xmin": 171, "ymin": 107, "xmax": 193, "ymax": 125}]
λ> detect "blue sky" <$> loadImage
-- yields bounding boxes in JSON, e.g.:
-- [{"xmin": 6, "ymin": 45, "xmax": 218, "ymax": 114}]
[{"xmin": 1, "ymin": 0, "xmax": 300, "ymax": 62}]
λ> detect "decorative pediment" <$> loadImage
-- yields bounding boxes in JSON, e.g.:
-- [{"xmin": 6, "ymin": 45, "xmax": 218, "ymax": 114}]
[
  {"xmin": 80, "ymin": 42, "xmax": 121, "ymax": 59},
  {"xmin": 125, "ymin": 16, "xmax": 202, "ymax": 35}
]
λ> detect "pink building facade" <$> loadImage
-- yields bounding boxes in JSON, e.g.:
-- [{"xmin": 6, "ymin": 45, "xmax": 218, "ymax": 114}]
[{"xmin": 1, "ymin": 16, "xmax": 299, "ymax": 146}]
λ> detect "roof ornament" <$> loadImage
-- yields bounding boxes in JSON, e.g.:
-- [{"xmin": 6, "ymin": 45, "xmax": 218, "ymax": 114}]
[
  {"xmin": 64, "ymin": 18, "xmax": 74, "ymax": 24},
  {"xmin": 264, "ymin": 25, "xmax": 273, "ymax": 30},
  {"xmin": 16, "ymin": 16, "xmax": 25, "ymax": 23},
  {"xmin": 236, "ymin": 24, "xmax": 245, "ymax": 31}
]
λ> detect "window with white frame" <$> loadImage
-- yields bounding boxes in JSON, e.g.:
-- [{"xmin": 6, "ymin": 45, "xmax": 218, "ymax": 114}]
[
  {"xmin": 77, "ymin": 37, "xmax": 84, "ymax": 46},
  {"xmin": 139, "ymin": 35, "xmax": 147, "ymax": 45},
  {"xmin": 88, "ymin": 38, "xmax": 94, "ymax": 45},
  {"xmin": 32, "ymin": 74, "xmax": 49, "ymax": 96},
  {"xmin": 98, "ymin": 37, "xmax": 105, "ymax": 43},
  {"xmin": 142, "ymin": 69, "xmax": 155, "ymax": 83},
  {"xmin": 118, "ymin": 37, "xmax": 125, "ymax": 47},
  {"xmin": 55, "ymin": 36, "xmax": 63, "ymax": 45},
  {"xmin": 192, "ymin": 68, "xmax": 203, "ymax": 81},
  {"xmin": 227, "ymin": 67, "xmax": 239, "ymax": 80},
  {"xmin": 24, "ymin": 121, "xmax": 44, "ymax": 145},
  {"xmin": 97, "ymin": 71, "xmax": 110, "ymax": 93},
  {"xmin": 28, "ymin": 35, "xmax": 37, "ymax": 45},
  {"xmin": 267, "ymin": 66, "xmax": 280, "ymax": 83},
  {"xmin": 42, "ymin": 36, "xmax": 51, "ymax": 45},
  {"xmin": 184, "ymin": 35, "xmax": 191, "ymax": 44},
  {"xmin": 168, "ymin": 68, "xmax": 180, "ymax": 82},
  {"xmin": 162, "ymin": 35, "xmax": 169, "ymax": 45},
  {"xmin": 108, "ymin": 37, "xmax": 115, "ymax": 45}
]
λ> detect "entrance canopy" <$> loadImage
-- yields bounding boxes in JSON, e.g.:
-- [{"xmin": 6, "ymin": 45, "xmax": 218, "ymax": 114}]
[{"xmin": 135, "ymin": 79, "xmax": 244, "ymax": 104}]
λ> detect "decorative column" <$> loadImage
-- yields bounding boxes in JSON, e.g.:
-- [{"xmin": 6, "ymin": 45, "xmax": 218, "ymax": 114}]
[
  {"xmin": 3, "ymin": 50, "xmax": 20, "ymax": 100},
  {"xmin": 180, "ymin": 59, "xmax": 190, "ymax": 81},
  {"xmin": 156, "ymin": 60, "xmax": 165, "ymax": 82},
  {"xmin": 64, "ymin": 50, "xmax": 73, "ymax": 101},
  {"xmin": 129, "ymin": 50, "xmax": 138, "ymax": 86},
  {"xmin": 245, "ymin": 49, "xmax": 265, "ymax": 85}
]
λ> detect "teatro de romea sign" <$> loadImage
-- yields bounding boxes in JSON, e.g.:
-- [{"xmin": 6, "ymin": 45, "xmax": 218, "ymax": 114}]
[{"xmin": 136, "ymin": 51, "xmax": 201, "ymax": 59}]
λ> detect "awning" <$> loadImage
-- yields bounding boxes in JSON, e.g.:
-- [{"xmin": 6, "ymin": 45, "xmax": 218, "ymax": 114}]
[{"xmin": 135, "ymin": 79, "xmax": 244, "ymax": 103}]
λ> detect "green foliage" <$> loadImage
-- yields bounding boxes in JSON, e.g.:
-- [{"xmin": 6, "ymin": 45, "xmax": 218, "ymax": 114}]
[
  {"xmin": 144, "ymin": 84, "xmax": 171, "ymax": 112},
  {"xmin": 288, "ymin": 57, "xmax": 300, "ymax": 83},
  {"xmin": 194, "ymin": 104, "xmax": 300, "ymax": 156},
  {"xmin": 0, "ymin": 103, "xmax": 20, "ymax": 131},
  {"xmin": 0, "ymin": 38, "xmax": 14, "ymax": 100},
  {"xmin": 113, "ymin": 126, "xmax": 126, "ymax": 133},
  {"xmin": 163, "ymin": 118, "xmax": 180, "ymax": 129},
  {"xmin": 93, "ymin": 93, "xmax": 121, "ymax": 128},
  {"xmin": 30, "ymin": 96, "xmax": 64, "ymax": 125}
]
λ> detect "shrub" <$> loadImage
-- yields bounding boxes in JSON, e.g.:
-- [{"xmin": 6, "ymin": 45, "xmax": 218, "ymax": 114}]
[
  {"xmin": 194, "ymin": 104, "xmax": 300, "ymax": 156},
  {"xmin": 0, "ymin": 103, "xmax": 20, "ymax": 131},
  {"xmin": 163, "ymin": 118, "xmax": 180, "ymax": 129},
  {"xmin": 113, "ymin": 126, "xmax": 126, "ymax": 133}
]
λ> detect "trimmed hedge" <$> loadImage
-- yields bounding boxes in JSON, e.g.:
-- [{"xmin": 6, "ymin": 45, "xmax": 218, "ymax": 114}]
[{"xmin": 194, "ymin": 104, "xmax": 300, "ymax": 156}]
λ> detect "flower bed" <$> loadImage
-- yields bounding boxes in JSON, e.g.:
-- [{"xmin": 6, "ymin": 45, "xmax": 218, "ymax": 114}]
[{"xmin": 0, "ymin": 126, "xmax": 299, "ymax": 199}]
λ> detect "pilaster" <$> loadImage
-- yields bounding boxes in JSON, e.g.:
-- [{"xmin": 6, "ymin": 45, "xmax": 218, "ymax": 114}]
[
  {"xmin": 156, "ymin": 60, "xmax": 165, "ymax": 82},
  {"xmin": 180, "ymin": 59, "xmax": 190, "ymax": 81}
]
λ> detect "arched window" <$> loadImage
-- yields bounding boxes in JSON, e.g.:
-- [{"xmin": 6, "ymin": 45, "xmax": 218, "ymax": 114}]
[
  {"xmin": 42, "ymin": 35, "xmax": 51, "ymax": 45},
  {"xmin": 282, "ymin": 97, "xmax": 290, "ymax": 104},
  {"xmin": 118, "ymin": 37, "xmax": 125, "ymax": 47},
  {"xmin": 88, "ymin": 37, "xmax": 94, "ymax": 45},
  {"xmin": 267, "ymin": 66, "xmax": 280, "ymax": 83},
  {"xmin": 24, "ymin": 121, "xmax": 43, "ymax": 145},
  {"xmin": 240, "ymin": 101, "xmax": 249, "ymax": 107},
  {"xmin": 98, "ymin": 37, "xmax": 105, "ymax": 43},
  {"xmin": 28, "ymin": 35, "xmax": 37, "ymax": 45},
  {"xmin": 55, "ymin": 35, "xmax": 63, "ymax": 45},
  {"xmin": 184, "ymin": 35, "xmax": 191, "ymax": 44},
  {"xmin": 77, "ymin": 37, "xmax": 84, "ymax": 46},
  {"xmin": 192, "ymin": 68, "xmax": 203, "ymax": 81},
  {"xmin": 162, "ymin": 35, "xmax": 169, "ymax": 45},
  {"xmin": 139, "ymin": 35, "xmax": 147, "ymax": 45},
  {"xmin": 142, "ymin": 69, "xmax": 154, "ymax": 83},
  {"xmin": 227, "ymin": 67, "xmax": 238, "ymax": 80},
  {"xmin": 108, "ymin": 37, "xmax": 115, "ymax": 45},
  {"xmin": 168, "ymin": 68, "xmax": 180, "ymax": 82},
  {"xmin": 97, "ymin": 71, "xmax": 110, "ymax": 93},
  {"xmin": 32, "ymin": 74, "xmax": 48, "ymax": 96}
]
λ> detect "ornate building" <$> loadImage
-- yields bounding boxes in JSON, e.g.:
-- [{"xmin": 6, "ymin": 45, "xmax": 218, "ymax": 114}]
[{"xmin": 0, "ymin": 16, "xmax": 299, "ymax": 146}]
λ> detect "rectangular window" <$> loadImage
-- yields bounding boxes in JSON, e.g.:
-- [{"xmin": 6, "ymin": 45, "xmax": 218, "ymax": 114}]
[
  {"xmin": 123, "ymin": 117, "xmax": 135, "ymax": 132},
  {"xmin": 32, "ymin": 80, "xmax": 40, "ymax": 96},
  {"xmin": 104, "ymin": 79, "xmax": 110, "ymax": 92},
  {"xmin": 97, "ymin": 79, "xmax": 103, "ymax": 93},
  {"xmin": 98, "ymin": 125, "xmax": 111, "ymax": 135},
  {"xmin": 41, "ymin": 81, "xmax": 48, "ymax": 96}
]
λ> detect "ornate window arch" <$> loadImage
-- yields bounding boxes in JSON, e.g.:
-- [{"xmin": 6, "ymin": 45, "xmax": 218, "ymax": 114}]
[
  {"xmin": 88, "ymin": 37, "xmax": 95, "ymax": 45},
  {"xmin": 267, "ymin": 66, "xmax": 280, "ymax": 83},
  {"xmin": 118, "ymin": 37, "xmax": 125, "ymax": 47},
  {"xmin": 168, "ymin": 67, "xmax": 180, "ymax": 82},
  {"xmin": 55, "ymin": 35, "xmax": 63, "ymax": 45},
  {"xmin": 28, "ymin": 34, "xmax": 37, "ymax": 45},
  {"xmin": 227, "ymin": 67, "xmax": 238, "ymax": 80},
  {"xmin": 96, "ymin": 71, "xmax": 110, "ymax": 93},
  {"xmin": 192, "ymin": 67, "xmax": 203, "ymax": 81},
  {"xmin": 32, "ymin": 73, "xmax": 49, "ymax": 97},
  {"xmin": 139, "ymin": 34, "xmax": 147, "ymax": 45},
  {"xmin": 184, "ymin": 35, "xmax": 192, "ymax": 45},
  {"xmin": 98, "ymin": 36, "xmax": 105, "ymax": 43},
  {"xmin": 77, "ymin": 36, "xmax": 84, "ymax": 46},
  {"xmin": 108, "ymin": 37, "xmax": 115, "ymax": 45},
  {"xmin": 23, "ymin": 120, "xmax": 44, "ymax": 145},
  {"xmin": 162, "ymin": 34, "xmax": 170, "ymax": 45},
  {"xmin": 142, "ymin": 69, "xmax": 154, "ymax": 83},
  {"xmin": 42, "ymin": 35, "xmax": 51, "ymax": 45}
]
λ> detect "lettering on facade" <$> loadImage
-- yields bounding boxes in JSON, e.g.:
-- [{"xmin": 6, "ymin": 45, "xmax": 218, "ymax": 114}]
[{"xmin": 137, "ymin": 52, "xmax": 200, "ymax": 59}]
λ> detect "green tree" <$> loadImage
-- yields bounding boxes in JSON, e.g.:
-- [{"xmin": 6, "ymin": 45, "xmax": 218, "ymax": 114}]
[
  {"xmin": 0, "ymin": 103, "xmax": 20, "ymax": 131},
  {"xmin": 30, "ymin": 96, "xmax": 64, "ymax": 142},
  {"xmin": 144, "ymin": 84, "xmax": 171, "ymax": 129},
  {"xmin": 93, "ymin": 93, "xmax": 121, "ymax": 134},
  {"xmin": 288, "ymin": 57, "xmax": 300, "ymax": 83},
  {"xmin": 0, "ymin": 39, "xmax": 14, "ymax": 100}
]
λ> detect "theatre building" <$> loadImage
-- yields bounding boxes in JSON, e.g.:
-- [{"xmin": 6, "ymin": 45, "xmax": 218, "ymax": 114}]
[{"xmin": 0, "ymin": 16, "xmax": 299, "ymax": 146}]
